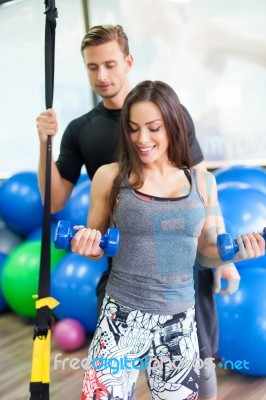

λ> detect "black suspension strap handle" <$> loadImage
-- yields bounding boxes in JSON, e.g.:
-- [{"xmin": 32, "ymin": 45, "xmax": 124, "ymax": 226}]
[{"xmin": 29, "ymin": 2, "xmax": 58, "ymax": 399}]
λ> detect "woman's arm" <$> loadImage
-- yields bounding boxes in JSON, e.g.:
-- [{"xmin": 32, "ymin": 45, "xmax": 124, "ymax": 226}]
[
  {"xmin": 71, "ymin": 163, "xmax": 118, "ymax": 260},
  {"xmin": 196, "ymin": 171, "xmax": 265, "ymax": 267}
]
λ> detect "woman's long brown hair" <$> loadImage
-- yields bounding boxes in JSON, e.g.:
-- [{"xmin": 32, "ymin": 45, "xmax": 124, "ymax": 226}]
[{"xmin": 109, "ymin": 80, "xmax": 194, "ymax": 223}]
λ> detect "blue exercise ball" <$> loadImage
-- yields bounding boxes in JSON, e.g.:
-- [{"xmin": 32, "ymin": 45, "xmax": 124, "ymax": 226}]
[
  {"xmin": 216, "ymin": 266, "xmax": 266, "ymax": 376},
  {"xmin": 52, "ymin": 179, "xmax": 91, "ymax": 226},
  {"xmin": 51, "ymin": 252, "xmax": 108, "ymax": 333},
  {"xmin": 0, "ymin": 214, "xmax": 6, "ymax": 229},
  {"xmin": 76, "ymin": 173, "xmax": 90, "ymax": 186},
  {"xmin": 27, "ymin": 222, "xmax": 58, "ymax": 245},
  {"xmin": 214, "ymin": 165, "xmax": 266, "ymax": 194},
  {"xmin": 217, "ymin": 185, "xmax": 266, "ymax": 268},
  {"xmin": 0, "ymin": 171, "xmax": 43, "ymax": 235}
]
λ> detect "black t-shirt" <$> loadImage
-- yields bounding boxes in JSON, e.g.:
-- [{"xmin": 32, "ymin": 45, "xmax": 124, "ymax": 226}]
[{"xmin": 56, "ymin": 102, "xmax": 204, "ymax": 185}]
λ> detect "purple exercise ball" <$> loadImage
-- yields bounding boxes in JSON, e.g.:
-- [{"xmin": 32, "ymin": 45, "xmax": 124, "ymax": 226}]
[{"xmin": 53, "ymin": 318, "xmax": 86, "ymax": 352}]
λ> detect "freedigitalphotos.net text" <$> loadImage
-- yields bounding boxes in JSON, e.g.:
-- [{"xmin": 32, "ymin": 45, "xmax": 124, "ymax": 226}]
[{"xmin": 53, "ymin": 353, "xmax": 217, "ymax": 374}]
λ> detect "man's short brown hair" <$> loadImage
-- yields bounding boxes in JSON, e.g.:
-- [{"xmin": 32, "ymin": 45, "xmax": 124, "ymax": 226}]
[{"xmin": 81, "ymin": 24, "xmax": 129, "ymax": 56}]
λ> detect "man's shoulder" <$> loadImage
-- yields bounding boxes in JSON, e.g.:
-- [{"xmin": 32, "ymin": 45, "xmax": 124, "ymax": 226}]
[
  {"xmin": 67, "ymin": 102, "xmax": 119, "ymax": 131},
  {"xmin": 67, "ymin": 104, "xmax": 101, "ymax": 127}
]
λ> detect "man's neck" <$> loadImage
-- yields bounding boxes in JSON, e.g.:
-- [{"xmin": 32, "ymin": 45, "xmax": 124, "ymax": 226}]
[{"xmin": 102, "ymin": 82, "xmax": 132, "ymax": 110}]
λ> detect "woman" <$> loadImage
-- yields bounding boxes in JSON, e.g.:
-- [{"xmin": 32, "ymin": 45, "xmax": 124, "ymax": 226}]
[{"xmin": 71, "ymin": 80, "xmax": 264, "ymax": 400}]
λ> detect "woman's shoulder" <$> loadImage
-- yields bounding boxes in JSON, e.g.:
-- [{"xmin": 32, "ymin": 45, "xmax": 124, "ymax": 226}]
[
  {"xmin": 194, "ymin": 169, "xmax": 216, "ymax": 183},
  {"xmin": 93, "ymin": 163, "xmax": 119, "ymax": 184},
  {"xmin": 96, "ymin": 162, "xmax": 118, "ymax": 174},
  {"xmin": 90, "ymin": 163, "xmax": 119, "ymax": 199},
  {"xmin": 193, "ymin": 169, "xmax": 217, "ymax": 203}
]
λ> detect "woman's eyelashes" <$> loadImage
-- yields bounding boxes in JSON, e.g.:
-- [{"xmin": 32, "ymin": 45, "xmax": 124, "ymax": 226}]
[
  {"xmin": 128, "ymin": 125, "xmax": 161, "ymax": 133},
  {"xmin": 149, "ymin": 127, "xmax": 160, "ymax": 132}
]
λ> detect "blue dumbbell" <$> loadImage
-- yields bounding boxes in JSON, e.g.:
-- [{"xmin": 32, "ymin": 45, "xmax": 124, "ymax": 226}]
[
  {"xmin": 217, "ymin": 228, "xmax": 266, "ymax": 262},
  {"xmin": 54, "ymin": 220, "xmax": 119, "ymax": 257}
]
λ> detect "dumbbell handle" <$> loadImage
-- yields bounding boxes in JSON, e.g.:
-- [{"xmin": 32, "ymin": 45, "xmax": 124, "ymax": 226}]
[
  {"xmin": 217, "ymin": 228, "xmax": 266, "ymax": 262},
  {"xmin": 54, "ymin": 220, "xmax": 119, "ymax": 257}
]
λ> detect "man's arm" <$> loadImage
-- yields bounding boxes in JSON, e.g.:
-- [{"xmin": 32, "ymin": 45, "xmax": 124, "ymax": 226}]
[
  {"xmin": 184, "ymin": 106, "xmax": 242, "ymax": 294},
  {"xmin": 196, "ymin": 171, "xmax": 265, "ymax": 268},
  {"xmin": 37, "ymin": 108, "xmax": 74, "ymax": 212},
  {"xmin": 190, "ymin": 139, "xmax": 242, "ymax": 294}
]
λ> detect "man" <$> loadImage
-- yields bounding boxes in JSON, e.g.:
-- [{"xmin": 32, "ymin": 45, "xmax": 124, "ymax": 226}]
[{"xmin": 36, "ymin": 24, "xmax": 240, "ymax": 400}]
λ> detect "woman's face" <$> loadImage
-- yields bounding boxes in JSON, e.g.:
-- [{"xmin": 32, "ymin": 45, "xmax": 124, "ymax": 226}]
[{"xmin": 128, "ymin": 100, "xmax": 169, "ymax": 165}]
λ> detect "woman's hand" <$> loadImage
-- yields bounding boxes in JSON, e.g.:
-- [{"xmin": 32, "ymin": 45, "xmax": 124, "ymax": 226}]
[
  {"xmin": 235, "ymin": 232, "xmax": 265, "ymax": 261},
  {"xmin": 71, "ymin": 226, "xmax": 104, "ymax": 258}
]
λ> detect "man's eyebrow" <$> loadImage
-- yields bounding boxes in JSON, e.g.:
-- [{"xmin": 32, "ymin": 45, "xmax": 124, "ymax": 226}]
[{"xmin": 87, "ymin": 60, "xmax": 117, "ymax": 66}]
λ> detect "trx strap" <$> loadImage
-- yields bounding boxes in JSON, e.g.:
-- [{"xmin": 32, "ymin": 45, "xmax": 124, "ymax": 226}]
[{"xmin": 29, "ymin": 1, "xmax": 58, "ymax": 399}]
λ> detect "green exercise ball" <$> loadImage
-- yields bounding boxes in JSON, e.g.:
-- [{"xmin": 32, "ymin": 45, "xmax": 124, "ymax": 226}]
[{"xmin": 1, "ymin": 240, "xmax": 66, "ymax": 318}]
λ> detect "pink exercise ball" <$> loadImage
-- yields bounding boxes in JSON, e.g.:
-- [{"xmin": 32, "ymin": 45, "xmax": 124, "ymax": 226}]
[{"xmin": 53, "ymin": 318, "xmax": 86, "ymax": 352}]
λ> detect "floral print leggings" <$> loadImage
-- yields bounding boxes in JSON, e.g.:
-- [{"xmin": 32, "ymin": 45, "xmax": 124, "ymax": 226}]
[{"xmin": 81, "ymin": 295, "xmax": 199, "ymax": 400}]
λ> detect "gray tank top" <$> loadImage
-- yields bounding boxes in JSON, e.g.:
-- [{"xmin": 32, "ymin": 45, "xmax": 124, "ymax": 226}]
[{"xmin": 106, "ymin": 169, "xmax": 206, "ymax": 315}]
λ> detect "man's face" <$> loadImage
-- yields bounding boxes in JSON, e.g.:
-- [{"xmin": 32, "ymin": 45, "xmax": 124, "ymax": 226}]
[{"xmin": 82, "ymin": 40, "xmax": 133, "ymax": 100}]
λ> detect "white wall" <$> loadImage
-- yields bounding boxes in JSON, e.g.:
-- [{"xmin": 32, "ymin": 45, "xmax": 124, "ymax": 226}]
[
  {"xmin": 0, "ymin": 0, "xmax": 93, "ymax": 178},
  {"xmin": 1, "ymin": 0, "xmax": 266, "ymax": 177}
]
